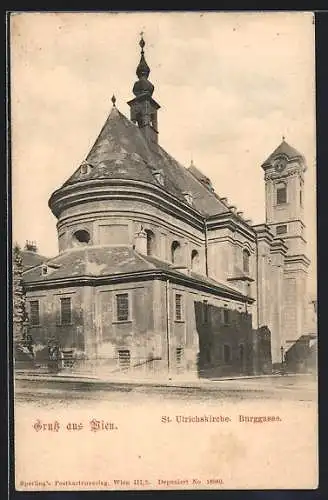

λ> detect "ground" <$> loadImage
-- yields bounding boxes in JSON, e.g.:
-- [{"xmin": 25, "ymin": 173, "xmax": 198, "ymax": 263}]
[
  {"xmin": 14, "ymin": 374, "xmax": 318, "ymax": 491},
  {"xmin": 15, "ymin": 373, "xmax": 317, "ymax": 405}
]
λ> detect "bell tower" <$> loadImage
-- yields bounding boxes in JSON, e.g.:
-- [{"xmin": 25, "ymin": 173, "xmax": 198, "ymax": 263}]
[
  {"xmin": 261, "ymin": 137, "xmax": 310, "ymax": 346},
  {"xmin": 262, "ymin": 137, "xmax": 307, "ymax": 256},
  {"xmin": 127, "ymin": 34, "xmax": 160, "ymax": 144}
]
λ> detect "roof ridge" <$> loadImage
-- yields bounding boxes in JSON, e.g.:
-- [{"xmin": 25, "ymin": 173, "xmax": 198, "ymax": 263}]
[
  {"xmin": 157, "ymin": 145, "xmax": 228, "ymax": 211},
  {"xmin": 132, "ymin": 249, "xmax": 158, "ymax": 269}
]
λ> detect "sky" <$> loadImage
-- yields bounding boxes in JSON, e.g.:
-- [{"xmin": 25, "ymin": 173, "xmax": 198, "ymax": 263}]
[{"xmin": 10, "ymin": 11, "xmax": 316, "ymax": 294}]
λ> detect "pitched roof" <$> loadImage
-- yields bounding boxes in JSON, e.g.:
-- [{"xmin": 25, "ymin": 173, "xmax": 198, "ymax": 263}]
[
  {"xmin": 22, "ymin": 246, "xmax": 153, "ymax": 282},
  {"xmin": 60, "ymin": 107, "xmax": 228, "ymax": 218},
  {"xmin": 21, "ymin": 250, "xmax": 48, "ymax": 271},
  {"xmin": 262, "ymin": 139, "xmax": 304, "ymax": 166},
  {"xmin": 22, "ymin": 246, "xmax": 248, "ymax": 301}
]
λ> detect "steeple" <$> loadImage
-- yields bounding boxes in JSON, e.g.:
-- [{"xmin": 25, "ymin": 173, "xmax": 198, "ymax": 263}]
[{"xmin": 127, "ymin": 34, "xmax": 160, "ymax": 144}]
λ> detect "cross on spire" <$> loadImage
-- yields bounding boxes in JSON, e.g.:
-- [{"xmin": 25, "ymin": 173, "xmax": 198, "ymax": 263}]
[{"xmin": 139, "ymin": 32, "xmax": 145, "ymax": 53}]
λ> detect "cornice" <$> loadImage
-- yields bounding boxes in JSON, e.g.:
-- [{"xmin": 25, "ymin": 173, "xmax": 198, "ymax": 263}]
[
  {"xmin": 24, "ymin": 269, "xmax": 254, "ymax": 304},
  {"xmin": 264, "ymin": 167, "xmax": 305, "ymax": 181},
  {"xmin": 284, "ymin": 253, "xmax": 311, "ymax": 267},
  {"xmin": 206, "ymin": 212, "xmax": 256, "ymax": 242},
  {"xmin": 49, "ymin": 179, "xmax": 205, "ymax": 232},
  {"xmin": 253, "ymin": 224, "xmax": 275, "ymax": 245}
]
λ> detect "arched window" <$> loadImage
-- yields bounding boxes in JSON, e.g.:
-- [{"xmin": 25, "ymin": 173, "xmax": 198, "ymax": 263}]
[
  {"xmin": 191, "ymin": 249, "xmax": 200, "ymax": 271},
  {"xmin": 145, "ymin": 229, "xmax": 156, "ymax": 256},
  {"xmin": 171, "ymin": 240, "xmax": 181, "ymax": 264},
  {"xmin": 276, "ymin": 182, "xmax": 287, "ymax": 205},
  {"xmin": 243, "ymin": 249, "xmax": 250, "ymax": 274}
]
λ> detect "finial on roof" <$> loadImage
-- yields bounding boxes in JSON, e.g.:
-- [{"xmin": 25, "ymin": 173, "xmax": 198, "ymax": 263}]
[
  {"xmin": 139, "ymin": 32, "xmax": 145, "ymax": 53},
  {"xmin": 136, "ymin": 34, "xmax": 151, "ymax": 80},
  {"xmin": 282, "ymin": 135, "xmax": 286, "ymax": 141},
  {"xmin": 111, "ymin": 94, "xmax": 116, "ymax": 107}
]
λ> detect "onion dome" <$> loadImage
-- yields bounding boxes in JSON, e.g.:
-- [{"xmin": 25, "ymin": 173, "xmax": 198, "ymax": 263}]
[{"xmin": 133, "ymin": 35, "xmax": 154, "ymax": 97}]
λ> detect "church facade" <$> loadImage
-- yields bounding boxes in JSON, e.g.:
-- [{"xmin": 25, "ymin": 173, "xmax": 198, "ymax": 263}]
[{"xmin": 22, "ymin": 37, "xmax": 310, "ymax": 377}]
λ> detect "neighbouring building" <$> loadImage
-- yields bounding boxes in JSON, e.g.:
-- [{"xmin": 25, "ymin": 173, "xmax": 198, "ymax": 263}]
[{"xmin": 21, "ymin": 36, "xmax": 312, "ymax": 378}]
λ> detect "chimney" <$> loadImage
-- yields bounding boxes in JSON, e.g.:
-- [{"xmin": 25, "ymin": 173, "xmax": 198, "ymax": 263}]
[
  {"xmin": 24, "ymin": 240, "xmax": 38, "ymax": 253},
  {"xmin": 134, "ymin": 225, "xmax": 147, "ymax": 254}
]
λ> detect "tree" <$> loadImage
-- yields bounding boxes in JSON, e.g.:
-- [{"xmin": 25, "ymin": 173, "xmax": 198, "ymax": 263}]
[{"xmin": 13, "ymin": 243, "xmax": 29, "ymax": 345}]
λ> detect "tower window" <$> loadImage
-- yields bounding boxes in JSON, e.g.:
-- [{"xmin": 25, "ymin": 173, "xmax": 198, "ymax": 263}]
[
  {"xmin": 60, "ymin": 297, "xmax": 72, "ymax": 325},
  {"xmin": 29, "ymin": 300, "xmax": 40, "ymax": 326},
  {"xmin": 276, "ymin": 182, "xmax": 287, "ymax": 205},
  {"xmin": 116, "ymin": 293, "xmax": 129, "ymax": 322},
  {"xmin": 276, "ymin": 224, "xmax": 287, "ymax": 236},
  {"xmin": 175, "ymin": 293, "xmax": 183, "ymax": 321},
  {"xmin": 242, "ymin": 249, "xmax": 250, "ymax": 273}
]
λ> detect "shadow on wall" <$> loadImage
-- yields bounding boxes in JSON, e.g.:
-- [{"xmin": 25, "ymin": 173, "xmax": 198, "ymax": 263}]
[
  {"xmin": 285, "ymin": 334, "xmax": 317, "ymax": 374},
  {"xmin": 194, "ymin": 301, "xmax": 272, "ymax": 378}
]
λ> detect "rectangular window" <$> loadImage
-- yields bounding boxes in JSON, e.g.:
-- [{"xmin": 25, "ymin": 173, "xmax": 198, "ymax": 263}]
[
  {"xmin": 203, "ymin": 300, "xmax": 209, "ymax": 324},
  {"xmin": 276, "ymin": 186, "xmax": 287, "ymax": 204},
  {"xmin": 176, "ymin": 347, "xmax": 184, "ymax": 365},
  {"xmin": 118, "ymin": 349, "xmax": 131, "ymax": 369},
  {"xmin": 60, "ymin": 297, "xmax": 72, "ymax": 325},
  {"xmin": 116, "ymin": 293, "xmax": 129, "ymax": 321},
  {"xmin": 175, "ymin": 293, "xmax": 183, "ymax": 321},
  {"xmin": 223, "ymin": 308, "xmax": 229, "ymax": 325},
  {"xmin": 30, "ymin": 300, "xmax": 40, "ymax": 326},
  {"xmin": 276, "ymin": 224, "xmax": 287, "ymax": 235},
  {"xmin": 223, "ymin": 344, "xmax": 232, "ymax": 363}
]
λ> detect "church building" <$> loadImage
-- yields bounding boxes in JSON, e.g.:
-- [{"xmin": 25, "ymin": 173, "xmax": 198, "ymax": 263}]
[{"xmin": 22, "ymin": 36, "xmax": 310, "ymax": 378}]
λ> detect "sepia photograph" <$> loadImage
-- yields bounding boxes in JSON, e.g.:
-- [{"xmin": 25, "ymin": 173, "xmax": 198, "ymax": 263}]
[{"xmin": 10, "ymin": 11, "xmax": 317, "ymax": 491}]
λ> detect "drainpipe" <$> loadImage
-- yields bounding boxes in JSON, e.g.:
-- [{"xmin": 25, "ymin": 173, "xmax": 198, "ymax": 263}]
[
  {"xmin": 254, "ymin": 232, "xmax": 260, "ymax": 375},
  {"xmin": 204, "ymin": 218, "xmax": 209, "ymax": 277},
  {"xmin": 255, "ymin": 233, "xmax": 260, "ymax": 330},
  {"xmin": 165, "ymin": 278, "xmax": 171, "ymax": 375}
]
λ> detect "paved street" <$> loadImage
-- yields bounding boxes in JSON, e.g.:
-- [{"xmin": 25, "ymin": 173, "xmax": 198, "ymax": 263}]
[{"xmin": 14, "ymin": 373, "xmax": 317, "ymax": 406}]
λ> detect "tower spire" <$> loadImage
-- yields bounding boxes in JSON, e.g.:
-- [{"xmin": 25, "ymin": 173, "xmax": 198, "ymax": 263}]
[
  {"xmin": 127, "ymin": 34, "xmax": 160, "ymax": 144},
  {"xmin": 133, "ymin": 33, "xmax": 154, "ymax": 96}
]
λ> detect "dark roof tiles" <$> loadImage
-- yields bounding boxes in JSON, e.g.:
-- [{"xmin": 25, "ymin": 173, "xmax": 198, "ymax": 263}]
[
  {"xmin": 61, "ymin": 107, "xmax": 228, "ymax": 217},
  {"xmin": 22, "ymin": 246, "xmax": 247, "ymax": 300},
  {"xmin": 262, "ymin": 139, "xmax": 304, "ymax": 166},
  {"xmin": 21, "ymin": 250, "xmax": 49, "ymax": 271}
]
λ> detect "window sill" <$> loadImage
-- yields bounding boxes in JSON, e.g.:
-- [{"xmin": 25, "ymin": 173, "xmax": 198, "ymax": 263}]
[
  {"xmin": 112, "ymin": 320, "xmax": 133, "ymax": 325},
  {"xmin": 274, "ymin": 202, "xmax": 289, "ymax": 208},
  {"xmin": 174, "ymin": 319, "xmax": 185, "ymax": 324}
]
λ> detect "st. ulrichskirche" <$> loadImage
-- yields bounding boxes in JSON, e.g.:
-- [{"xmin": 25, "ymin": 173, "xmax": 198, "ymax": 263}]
[{"xmin": 18, "ymin": 36, "xmax": 317, "ymax": 378}]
